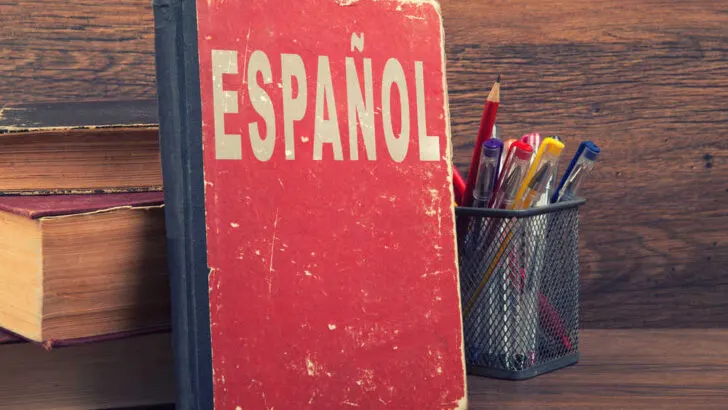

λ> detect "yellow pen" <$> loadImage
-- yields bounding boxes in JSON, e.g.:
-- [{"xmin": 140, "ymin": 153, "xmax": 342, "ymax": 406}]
[{"xmin": 511, "ymin": 137, "xmax": 565, "ymax": 209}]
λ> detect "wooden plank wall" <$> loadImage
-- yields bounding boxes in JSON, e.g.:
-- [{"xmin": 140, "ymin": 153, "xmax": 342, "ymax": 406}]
[{"xmin": 2, "ymin": 0, "xmax": 727, "ymax": 328}]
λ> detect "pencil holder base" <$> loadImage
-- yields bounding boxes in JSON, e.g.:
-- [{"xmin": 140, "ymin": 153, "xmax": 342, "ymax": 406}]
[{"xmin": 466, "ymin": 352, "xmax": 579, "ymax": 380}]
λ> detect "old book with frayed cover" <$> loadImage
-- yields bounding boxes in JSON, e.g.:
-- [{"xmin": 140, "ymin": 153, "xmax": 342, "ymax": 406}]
[{"xmin": 152, "ymin": 0, "xmax": 467, "ymax": 408}]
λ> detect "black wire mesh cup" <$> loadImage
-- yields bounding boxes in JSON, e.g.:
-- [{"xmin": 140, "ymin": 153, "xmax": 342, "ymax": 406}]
[{"xmin": 455, "ymin": 198, "xmax": 584, "ymax": 380}]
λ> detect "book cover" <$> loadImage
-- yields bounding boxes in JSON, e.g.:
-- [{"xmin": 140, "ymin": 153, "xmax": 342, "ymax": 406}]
[
  {"xmin": 0, "ymin": 100, "xmax": 157, "ymax": 132},
  {"xmin": 0, "ymin": 192, "xmax": 164, "ymax": 219},
  {"xmin": 153, "ymin": 0, "xmax": 466, "ymax": 408}
]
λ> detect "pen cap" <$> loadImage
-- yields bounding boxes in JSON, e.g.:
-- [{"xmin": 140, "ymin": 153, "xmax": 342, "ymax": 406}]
[
  {"xmin": 521, "ymin": 133, "xmax": 542, "ymax": 153},
  {"xmin": 549, "ymin": 135, "xmax": 563, "ymax": 142},
  {"xmin": 483, "ymin": 138, "xmax": 503, "ymax": 158},
  {"xmin": 583, "ymin": 141, "xmax": 600, "ymax": 161},
  {"xmin": 540, "ymin": 137, "xmax": 565, "ymax": 158},
  {"xmin": 513, "ymin": 141, "xmax": 533, "ymax": 160}
]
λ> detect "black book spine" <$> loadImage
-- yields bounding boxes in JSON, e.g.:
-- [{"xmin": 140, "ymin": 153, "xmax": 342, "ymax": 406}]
[{"xmin": 152, "ymin": 0, "xmax": 213, "ymax": 409}]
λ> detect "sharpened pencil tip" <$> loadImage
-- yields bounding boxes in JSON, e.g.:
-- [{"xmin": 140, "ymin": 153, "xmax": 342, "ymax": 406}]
[
  {"xmin": 487, "ymin": 76, "xmax": 501, "ymax": 102},
  {"xmin": 496, "ymin": 73, "xmax": 501, "ymax": 83}
]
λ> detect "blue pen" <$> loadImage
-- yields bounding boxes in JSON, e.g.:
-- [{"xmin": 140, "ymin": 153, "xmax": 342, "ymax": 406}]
[
  {"xmin": 551, "ymin": 141, "xmax": 600, "ymax": 203},
  {"xmin": 472, "ymin": 139, "xmax": 503, "ymax": 208}
]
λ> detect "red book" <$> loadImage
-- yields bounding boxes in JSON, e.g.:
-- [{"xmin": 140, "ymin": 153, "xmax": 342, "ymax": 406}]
[{"xmin": 153, "ymin": 0, "xmax": 468, "ymax": 408}]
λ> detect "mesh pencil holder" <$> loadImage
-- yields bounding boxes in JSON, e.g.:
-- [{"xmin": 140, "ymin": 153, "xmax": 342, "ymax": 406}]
[{"xmin": 455, "ymin": 198, "xmax": 585, "ymax": 380}]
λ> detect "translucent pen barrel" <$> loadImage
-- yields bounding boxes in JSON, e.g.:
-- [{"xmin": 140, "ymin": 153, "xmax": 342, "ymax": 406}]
[
  {"xmin": 472, "ymin": 140, "xmax": 502, "ymax": 208},
  {"xmin": 557, "ymin": 148, "xmax": 599, "ymax": 202},
  {"xmin": 500, "ymin": 139, "xmax": 517, "ymax": 174},
  {"xmin": 513, "ymin": 151, "xmax": 561, "ymax": 210},
  {"xmin": 544, "ymin": 136, "xmax": 563, "ymax": 203},
  {"xmin": 491, "ymin": 150, "xmax": 532, "ymax": 210}
]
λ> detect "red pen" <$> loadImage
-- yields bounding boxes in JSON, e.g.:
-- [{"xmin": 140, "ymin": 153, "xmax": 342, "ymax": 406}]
[
  {"xmin": 489, "ymin": 140, "xmax": 532, "ymax": 209},
  {"xmin": 520, "ymin": 133, "xmax": 541, "ymax": 156},
  {"xmin": 452, "ymin": 165, "xmax": 466, "ymax": 205},
  {"xmin": 499, "ymin": 138, "xmax": 517, "ymax": 174}
]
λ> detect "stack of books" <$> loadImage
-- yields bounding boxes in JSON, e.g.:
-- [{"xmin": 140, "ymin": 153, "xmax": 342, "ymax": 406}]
[{"xmin": 0, "ymin": 100, "xmax": 174, "ymax": 409}]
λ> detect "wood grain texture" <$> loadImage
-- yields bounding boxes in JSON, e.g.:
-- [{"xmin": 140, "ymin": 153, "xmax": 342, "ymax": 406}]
[
  {"xmin": 2, "ymin": 0, "xmax": 728, "ymax": 328},
  {"xmin": 441, "ymin": 0, "xmax": 728, "ymax": 328},
  {"xmin": 0, "ymin": 0, "xmax": 156, "ymax": 106},
  {"xmin": 468, "ymin": 329, "xmax": 728, "ymax": 409},
  {"xmin": 98, "ymin": 329, "xmax": 728, "ymax": 409},
  {"xmin": 0, "ymin": 332, "xmax": 175, "ymax": 409}
]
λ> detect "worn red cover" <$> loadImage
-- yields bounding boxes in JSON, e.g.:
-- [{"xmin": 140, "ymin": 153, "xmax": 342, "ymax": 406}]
[
  {"xmin": 0, "ymin": 192, "xmax": 164, "ymax": 219},
  {"xmin": 196, "ymin": 0, "xmax": 466, "ymax": 408}
]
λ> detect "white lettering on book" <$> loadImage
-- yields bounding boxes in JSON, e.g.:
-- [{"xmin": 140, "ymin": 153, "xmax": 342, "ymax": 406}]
[{"xmin": 210, "ymin": 36, "xmax": 441, "ymax": 162}]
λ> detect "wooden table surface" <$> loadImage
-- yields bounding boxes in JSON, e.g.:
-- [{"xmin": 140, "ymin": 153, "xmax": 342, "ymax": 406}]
[
  {"xmin": 468, "ymin": 329, "xmax": 728, "ymax": 409},
  {"xmin": 112, "ymin": 329, "xmax": 728, "ymax": 409}
]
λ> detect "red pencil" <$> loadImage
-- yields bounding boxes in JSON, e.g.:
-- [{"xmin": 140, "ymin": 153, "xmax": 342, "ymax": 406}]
[
  {"xmin": 452, "ymin": 165, "xmax": 466, "ymax": 204},
  {"xmin": 462, "ymin": 76, "xmax": 500, "ymax": 207}
]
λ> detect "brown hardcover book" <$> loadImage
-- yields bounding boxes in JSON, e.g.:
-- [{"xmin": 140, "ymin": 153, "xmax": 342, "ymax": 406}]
[
  {"xmin": 0, "ymin": 332, "xmax": 175, "ymax": 409},
  {"xmin": 0, "ymin": 192, "xmax": 170, "ymax": 343},
  {"xmin": 0, "ymin": 99, "xmax": 162, "ymax": 194}
]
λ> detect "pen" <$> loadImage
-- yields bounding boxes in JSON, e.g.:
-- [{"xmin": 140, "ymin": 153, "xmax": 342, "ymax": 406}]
[
  {"xmin": 472, "ymin": 139, "xmax": 503, "ymax": 208},
  {"xmin": 520, "ymin": 133, "xmax": 541, "ymax": 158},
  {"xmin": 543, "ymin": 135, "xmax": 563, "ymax": 204},
  {"xmin": 502, "ymin": 137, "xmax": 562, "ymax": 368},
  {"xmin": 502, "ymin": 138, "xmax": 563, "ymax": 364},
  {"xmin": 521, "ymin": 135, "xmax": 575, "ymax": 353},
  {"xmin": 511, "ymin": 137, "xmax": 565, "ymax": 210},
  {"xmin": 551, "ymin": 141, "xmax": 600, "ymax": 203},
  {"xmin": 490, "ymin": 141, "xmax": 533, "ymax": 209},
  {"xmin": 462, "ymin": 142, "xmax": 533, "ymax": 317},
  {"xmin": 499, "ymin": 138, "xmax": 517, "ymax": 174},
  {"xmin": 473, "ymin": 140, "xmax": 535, "ymax": 366},
  {"xmin": 452, "ymin": 165, "xmax": 466, "ymax": 205}
]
